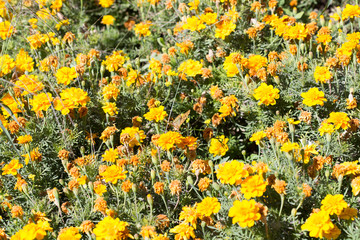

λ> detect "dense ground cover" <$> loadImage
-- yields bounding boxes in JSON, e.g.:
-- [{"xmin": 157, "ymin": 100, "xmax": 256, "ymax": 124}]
[{"xmin": 2, "ymin": 0, "xmax": 360, "ymax": 239}]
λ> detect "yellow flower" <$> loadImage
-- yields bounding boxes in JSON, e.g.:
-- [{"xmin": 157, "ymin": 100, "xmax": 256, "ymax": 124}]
[
  {"xmin": 58, "ymin": 227, "xmax": 81, "ymax": 240},
  {"xmin": 321, "ymin": 194, "xmax": 348, "ymax": 215},
  {"xmin": 17, "ymin": 135, "xmax": 32, "ymax": 144},
  {"xmin": 100, "ymin": 165, "xmax": 127, "ymax": 184},
  {"xmin": 298, "ymin": 144, "xmax": 318, "ymax": 164},
  {"xmin": 247, "ymin": 55, "xmax": 268, "ymax": 72},
  {"xmin": 314, "ymin": 66, "xmax": 332, "ymax": 83},
  {"xmin": 188, "ymin": 0, "xmax": 200, "ymax": 10},
  {"xmin": 134, "ymin": 21, "xmax": 152, "ymax": 37},
  {"xmin": 0, "ymin": 54, "xmax": 15, "ymax": 76},
  {"xmin": 15, "ymin": 49, "xmax": 34, "ymax": 73},
  {"xmin": 352, "ymin": 176, "xmax": 360, "ymax": 196},
  {"xmin": 283, "ymin": 23, "xmax": 308, "ymax": 41},
  {"xmin": 102, "ymin": 148, "xmax": 118, "ymax": 163},
  {"xmin": 93, "ymin": 216, "xmax": 132, "ymax": 239},
  {"xmin": 287, "ymin": 118, "xmax": 300, "ymax": 125},
  {"xmin": 0, "ymin": 21, "xmax": 14, "ymax": 40},
  {"xmin": 94, "ymin": 183, "xmax": 107, "ymax": 196},
  {"xmin": 316, "ymin": 34, "xmax": 332, "ymax": 45},
  {"xmin": 101, "ymin": 15, "xmax": 115, "ymax": 25},
  {"xmin": 10, "ymin": 220, "xmax": 52, "ymax": 240},
  {"xmin": 102, "ymin": 83, "xmax": 120, "ymax": 100},
  {"xmin": 228, "ymin": 199, "xmax": 261, "ymax": 228},
  {"xmin": 120, "ymin": 127, "xmax": 146, "ymax": 148},
  {"xmin": 342, "ymin": 4, "xmax": 360, "ymax": 20},
  {"xmin": 77, "ymin": 175, "xmax": 88, "ymax": 185},
  {"xmin": 36, "ymin": 8, "xmax": 51, "ymax": 20},
  {"xmin": 2, "ymin": 159, "xmax": 23, "ymax": 175},
  {"xmin": 215, "ymin": 20, "xmax": 236, "ymax": 40},
  {"xmin": 209, "ymin": 135, "xmax": 229, "ymax": 157},
  {"xmin": 55, "ymin": 19, "xmax": 70, "ymax": 31},
  {"xmin": 216, "ymin": 160, "xmax": 249, "ymax": 185},
  {"xmin": 102, "ymin": 51, "xmax": 127, "ymax": 72},
  {"xmin": 102, "ymin": 102, "xmax": 118, "ymax": 116},
  {"xmin": 178, "ymin": 59, "xmax": 203, "ymax": 77},
  {"xmin": 253, "ymin": 83, "xmax": 280, "ymax": 106},
  {"xmin": 156, "ymin": 131, "xmax": 183, "ymax": 151},
  {"xmin": 30, "ymin": 92, "xmax": 53, "ymax": 116},
  {"xmin": 15, "ymin": 75, "xmax": 44, "ymax": 96},
  {"xmin": 301, "ymin": 210, "xmax": 340, "ymax": 239},
  {"xmin": 183, "ymin": 16, "xmax": 205, "ymax": 32},
  {"xmin": 53, "ymin": 87, "xmax": 90, "ymax": 115},
  {"xmin": 249, "ymin": 131, "xmax": 266, "ymax": 145},
  {"xmin": 318, "ymin": 121, "xmax": 335, "ymax": 136},
  {"xmin": 196, "ymin": 197, "xmax": 221, "ymax": 217},
  {"xmin": 22, "ymin": 147, "xmax": 42, "ymax": 165},
  {"xmin": 169, "ymin": 223, "xmax": 195, "ymax": 240},
  {"xmin": 327, "ymin": 112, "xmax": 350, "ymax": 130},
  {"xmin": 333, "ymin": 161, "xmax": 360, "ymax": 178},
  {"xmin": 147, "ymin": 0, "xmax": 161, "ymax": 5},
  {"xmin": 140, "ymin": 226, "xmax": 156, "ymax": 239},
  {"xmin": 55, "ymin": 67, "xmax": 77, "ymax": 85},
  {"xmin": 144, "ymin": 106, "xmax": 168, "ymax": 122},
  {"xmin": 240, "ymin": 175, "xmax": 267, "ymax": 199},
  {"xmin": 280, "ymin": 141, "xmax": 299, "ymax": 152},
  {"xmin": 301, "ymin": 88, "xmax": 327, "ymax": 107},
  {"xmin": 223, "ymin": 53, "xmax": 240, "ymax": 77},
  {"xmin": 99, "ymin": 0, "xmax": 114, "ymax": 8},
  {"xmin": 179, "ymin": 206, "xmax": 199, "ymax": 228},
  {"xmin": 339, "ymin": 207, "xmax": 358, "ymax": 220},
  {"xmin": 200, "ymin": 12, "xmax": 217, "ymax": 25}
]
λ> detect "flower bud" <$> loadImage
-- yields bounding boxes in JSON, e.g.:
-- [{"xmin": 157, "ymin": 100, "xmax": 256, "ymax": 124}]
[
  {"xmin": 337, "ymin": 174, "xmax": 343, "ymax": 183},
  {"xmin": 61, "ymin": 159, "xmax": 68, "ymax": 170},
  {"xmin": 59, "ymin": 179, "xmax": 65, "ymax": 186},
  {"xmin": 241, "ymin": 150, "xmax": 246, "ymax": 158},
  {"xmin": 212, "ymin": 182, "xmax": 220, "ymax": 191},
  {"xmin": 80, "ymin": 146, "xmax": 85, "ymax": 156},
  {"xmin": 300, "ymin": 43, "xmax": 305, "ymax": 53},
  {"xmin": 328, "ymin": 20, "xmax": 333, "ymax": 29},
  {"xmin": 132, "ymin": 184, "xmax": 137, "ymax": 193},
  {"xmin": 151, "ymin": 170, "xmax": 156, "ymax": 180},
  {"xmin": 100, "ymin": 64, "xmax": 105, "ymax": 75},
  {"xmin": 147, "ymin": 194, "xmax": 153, "ymax": 207},
  {"xmin": 208, "ymin": 160, "xmax": 214, "ymax": 171},
  {"xmin": 291, "ymin": 208, "xmax": 297, "ymax": 217},
  {"xmin": 135, "ymin": 133, "xmax": 141, "ymax": 145},
  {"xmin": 187, "ymin": 175, "xmax": 194, "ymax": 186},
  {"xmin": 336, "ymin": 6, "xmax": 341, "ymax": 16},
  {"xmin": 88, "ymin": 181, "xmax": 94, "ymax": 192},
  {"xmin": 63, "ymin": 187, "xmax": 70, "ymax": 196},
  {"xmin": 151, "ymin": 154, "xmax": 159, "ymax": 165},
  {"xmin": 201, "ymin": 221, "xmax": 206, "ymax": 228},
  {"xmin": 274, "ymin": 76, "xmax": 280, "ymax": 85},
  {"xmin": 73, "ymin": 187, "xmax": 79, "ymax": 196},
  {"xmin": 325, "ymin": 170, "xmax": 330, "ymax": 179},
  {"xmin": 21, "ymin": 183, "xmax": 29, "ymax": 195},
  {"xmin": 320, "ymin": 15, "xmax": 325, "ymax": 26}
]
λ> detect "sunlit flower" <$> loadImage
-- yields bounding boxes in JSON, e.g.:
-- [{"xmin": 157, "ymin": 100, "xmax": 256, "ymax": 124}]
[
  {"xmin": 301, "ymin": 88, "xmax": 327, "ymax": 107},
  {"xmin": 228, "ymin": 199, "xmax": 261, "ymax": 228},
  {"xmin": 216, "ymin": 160, "xmax": 248, "ymax": 185},
  {"xmin": 209, "ymin": 135, "xmax": 229, "ymax": 157},
  {"xmin": 253, "ymin": 83, "xmax": 280, "ymax": 106}
]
